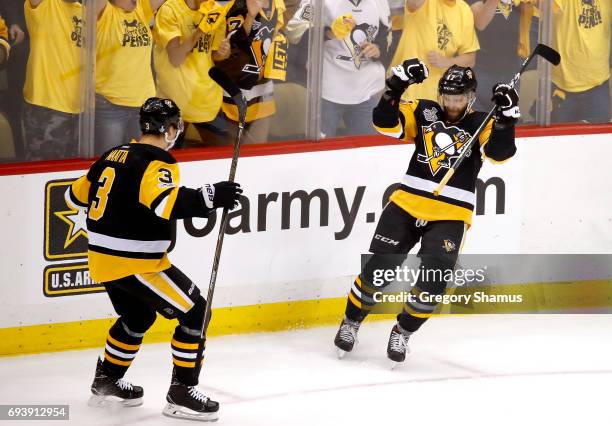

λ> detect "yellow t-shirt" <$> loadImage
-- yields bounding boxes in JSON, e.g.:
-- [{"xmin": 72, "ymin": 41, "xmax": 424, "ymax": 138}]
[
  {"xmin": 24, "ymin": 0, "xmax": 83, "ymax": 114},
  {"xmin": 552, "ymin": 0, "xmax": 611, "ymax": 92},
  {"xmin": 96, "ymin": 0, "xmax": 156, "ymax": 107},
  {"xmin": 0, "ymin": 15, "xmax": 9, "ymax": 59},
  {"xmin": 153, "ymin": 0, "xmax": 225, "ymax": 123},
  {"xmin": 391, "ymin": 0, "xmax": 479, "ymax": 101}
]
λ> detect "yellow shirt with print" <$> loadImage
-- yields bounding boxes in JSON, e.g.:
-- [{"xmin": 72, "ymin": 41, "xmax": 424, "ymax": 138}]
[
  {"xmin": 391, "ymin": 0, "xmax": 479, "ymax": 102},
  {"xmin": 24, "ymin": 0, "xmax": 82, "ymax": 114},
  {"xmin": 96, "ymin": 0, "xmax": 156, "ymax": 106},
  {"xmin": 153, "ymin": 0, "xmax": 225, "ymax": 123},
  {"xmin": 552, "ymin": 0, "xmax": 610, "ymax": 93}
]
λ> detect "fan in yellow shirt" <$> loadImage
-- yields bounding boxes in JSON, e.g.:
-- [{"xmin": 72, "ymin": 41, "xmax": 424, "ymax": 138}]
[
  {"xmin": 390, "ymin": 0, "xmax": 479, "ymax": 102},
  {"xmin": 23, "ymin": 0, "xmax": 82, "ymax": 161},
  {"xmin": 94, "ymin": 0, "xmax": 168, "ymax": 154},
  {"xmin": 152, "ymin": 0, "xmax": 232, "ymax": 145},
  {"xmin": 551, "ymin": 0, "xmax": 611, "ymax": 123}
]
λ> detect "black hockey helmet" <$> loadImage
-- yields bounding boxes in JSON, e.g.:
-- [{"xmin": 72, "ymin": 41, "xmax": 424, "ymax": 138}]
[
  {"xmin": 140, "ymin": 97, "xmax": 182, "ymax": 135},
  {"xmin": 438, "ymin": 65, "xmax": 477, "ymax": 95}
]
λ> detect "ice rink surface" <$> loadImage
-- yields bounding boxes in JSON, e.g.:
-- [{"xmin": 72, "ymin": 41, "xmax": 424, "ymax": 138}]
[{"xmin": 1, "ymin": 315, "xmax": 611, "ymax": 426}]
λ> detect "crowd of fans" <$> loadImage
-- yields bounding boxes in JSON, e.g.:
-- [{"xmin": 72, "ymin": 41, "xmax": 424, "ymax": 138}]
[{"xmin": 0, "ymin": 0, "xmax": 609, "ymax": 162}]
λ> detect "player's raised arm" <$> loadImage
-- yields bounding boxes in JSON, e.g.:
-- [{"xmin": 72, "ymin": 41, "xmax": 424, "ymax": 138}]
[
  {"xmin": 372, "ymin": 58, "xmax": 428, "ymax": 140},
  {"xmin": 479, "ymin": 83, "xmax": 519, "ymax": 163}
]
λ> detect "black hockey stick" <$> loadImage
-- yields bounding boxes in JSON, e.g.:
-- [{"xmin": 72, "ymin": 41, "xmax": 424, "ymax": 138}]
[
  {"xmin": 433, "ymin": 43, "xmax": 560, "ymax": 197},
  {"xmin": 195, "ymin": 67, "xmax": 247, "ymax": 369}
]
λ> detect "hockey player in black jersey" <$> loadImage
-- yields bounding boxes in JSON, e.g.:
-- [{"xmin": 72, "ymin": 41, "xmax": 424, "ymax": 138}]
[
  {"xmin": 66, "ymin": 98, "xmax": 242, "ymax": 421},
  {"xmin": 334, "ymin": 58, "xmax": 519, "ymax": 365}
]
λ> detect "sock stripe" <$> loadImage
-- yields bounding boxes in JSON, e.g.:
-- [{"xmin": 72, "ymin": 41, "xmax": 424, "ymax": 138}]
[
  {"xmin": 172, "ymin": 349, "xmax": 198, "ymax": 359},
  {"xmin": 105, "ymin": 344, "xmax": 137, "ymax": 360},
  {"xmin": 104, "ymin": 353, "xmax": 133, "ymax": 367},
  {"xmin": 172, "ymin": 357, "xmax": 196, "ymax": 368},
  {"xmin": 171, "ymin": 338, "xmax": 199, "ymax": 351},
  {"xmin": 107, "ymin": 335, "xmax": 140, "ymax": 351},
  {"xmin": 348, "ymin": 291, "xmax": 362, "ymax": 309}
]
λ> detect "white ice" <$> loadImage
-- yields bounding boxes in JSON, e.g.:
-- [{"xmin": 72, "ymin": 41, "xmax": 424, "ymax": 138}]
[{"xmin": 1, "ymin": 315, "xmax": 611, "ymax": 426}]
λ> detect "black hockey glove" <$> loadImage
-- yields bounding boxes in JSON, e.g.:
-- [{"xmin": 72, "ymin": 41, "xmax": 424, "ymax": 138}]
[
  {"xmin": 202, "ymin": 181, "xmax": 243, "ymax": 210},
  {"xmin": 492, "ymin": 83, "xmax": 520, "ymax": 126},
  {"xmin": 386, "ymin": 58, "xmax": 429, "ymax": 94}
]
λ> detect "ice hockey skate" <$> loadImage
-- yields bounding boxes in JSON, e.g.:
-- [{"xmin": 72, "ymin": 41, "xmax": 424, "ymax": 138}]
[
  {"xmin": 334, "ymin": 318, "xmax": 360, "ymax": 358},
  {"xmin": 88, "ymin": 358, "xmax": 143, "ymax": 407},
  {"xmin": 387, "ymin": 324, "xmax": 411, "ymax": 369},
  {"xmin": 163, "ymin": 372, "xmax": 220, "ymax": 422}
]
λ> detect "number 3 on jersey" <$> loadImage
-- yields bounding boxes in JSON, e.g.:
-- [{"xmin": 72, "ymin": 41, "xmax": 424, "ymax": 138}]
[{"xmin": 89, "ymin": 167, "xmax": 116, "ymax": 221}]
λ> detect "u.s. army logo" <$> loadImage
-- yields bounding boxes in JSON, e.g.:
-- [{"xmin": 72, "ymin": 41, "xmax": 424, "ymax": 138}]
[
  {"xmin": 44, "ymin": 179, "xmax": 88, "ymax": 260},
  {"xmin": 43, "ymin": 179, "xmax": 104, "ymax": 297},
  {"xmin": 417, "ymin": 122, "xmax": 472, "ymax": 176}
]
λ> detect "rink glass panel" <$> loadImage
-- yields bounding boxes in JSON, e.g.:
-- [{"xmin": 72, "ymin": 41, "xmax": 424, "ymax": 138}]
[{"xmin": 0, "ymin": 0, "xmax": 609, "ymax": 165}]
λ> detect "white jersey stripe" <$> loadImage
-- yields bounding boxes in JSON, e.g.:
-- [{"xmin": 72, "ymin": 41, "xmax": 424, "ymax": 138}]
[
  {"xmin": 402, "ymin": 174, "xmax": 476, "ymax": 205},
  {"xmin": 87, "ymin": 231, "xmax": 171, "ymax": 254}
]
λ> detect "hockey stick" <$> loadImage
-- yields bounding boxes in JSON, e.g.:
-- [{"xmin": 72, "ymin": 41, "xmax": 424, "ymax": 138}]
[
  {"xmin": 195, "ymin": 67, "xmax": 247, "ymax": 369},
  {"xmin": 432, "ymin": 44, "xmax": 560, "ymax": 197}
]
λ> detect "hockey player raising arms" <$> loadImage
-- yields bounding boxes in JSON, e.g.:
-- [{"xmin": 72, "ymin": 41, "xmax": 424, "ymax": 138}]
[
  {"xmin": 334, "ymin": 59, "xmax": 519, "ymax": 364},
  {"xmin": 66, "ymin": 98, "xmax": 242, "ymax": 420}
]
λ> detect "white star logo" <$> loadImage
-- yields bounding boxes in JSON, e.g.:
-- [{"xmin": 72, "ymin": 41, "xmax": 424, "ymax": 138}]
[{"xmin": 54, "ymin": 207, "xmax": 88, "ymax": 249}]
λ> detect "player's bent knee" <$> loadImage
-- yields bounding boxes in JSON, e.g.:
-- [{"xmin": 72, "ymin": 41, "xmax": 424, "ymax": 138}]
[
  {"xmin": 179, "ymin": 296, "xmax": 207, "ymax": 330},
  {"xmin": 121, "ymin": 309, "xmax": 156, "ymax": 334}
]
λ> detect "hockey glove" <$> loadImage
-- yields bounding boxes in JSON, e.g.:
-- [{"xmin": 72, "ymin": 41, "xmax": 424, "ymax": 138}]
[
  {"xmin": 386, "ymin": 58, "xmax": 429, "ymax": 94},
  {"xmin": 492, "ymin": 83, "xmax": 520, "ymax": 126},
  {"xmin": 202, "ymin": 181, "xmax": 243, "ymax": 210}
]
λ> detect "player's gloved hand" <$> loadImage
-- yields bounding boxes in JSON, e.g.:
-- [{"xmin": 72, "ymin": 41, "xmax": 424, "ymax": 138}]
[
  {"xmin": 492, "ymin": 83, "xmax": 520, "ymax": 125},
  {"xmin": 386, "ymin": 58, "xmax": 429, "ymax": 94},
  {"xmin": 202, "ymin": 181, "xmax": 243, "ymax": 209}
]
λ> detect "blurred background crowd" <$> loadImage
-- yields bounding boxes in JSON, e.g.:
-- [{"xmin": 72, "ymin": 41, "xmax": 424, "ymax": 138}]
[{"xmin": 0, "ymin": 0, "xmax": 609, "ymax": 163}]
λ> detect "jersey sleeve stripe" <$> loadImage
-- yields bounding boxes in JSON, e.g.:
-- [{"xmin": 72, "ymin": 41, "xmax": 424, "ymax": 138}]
[
  {"xmin": 374, "ymin": 122, "xmax": 404, "ymax": 139},
  {"xmin": 64, "ymin": 187, "xmax": 88, "ymax": 209},
  {"xmin": 161, "ymin": 187, "xmax": 179, "ymax": 219},
  {"xmin": 68, "ymin": 175, "xmax": 91, "ymax": 207},
  {"xmin": 151, "ymin": 187, "xmax": 173, "ymax": 217}
]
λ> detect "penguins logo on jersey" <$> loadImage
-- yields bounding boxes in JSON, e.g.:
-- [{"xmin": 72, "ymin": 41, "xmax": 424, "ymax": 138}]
[
  {"xmin": 243, "ymin": 11, "xmax": 278, "ymax": 76},
  {"xmin": 443, "ymin": 239, "xmax": 456, "ymax": 253},
  {"xmin": 336, "ymin": 23, "xmax": 377, "ymax": 69},
  {"xmin": 417, "ymin": 122, "xmax": 471, "ymax": 176}
]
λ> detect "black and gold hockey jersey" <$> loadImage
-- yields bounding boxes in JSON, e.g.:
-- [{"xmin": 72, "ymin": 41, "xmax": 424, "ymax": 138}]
[
  {"xmin": 218, "ymin": 0, "xmax": 288, "ymax": 122},
  {"xmin": 373, "ymin": 98, "xmax": 516, "ymax": 225},
  {"xmin": 66, "ymin": 141, "xmax": 212, "ymax": 283}
]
